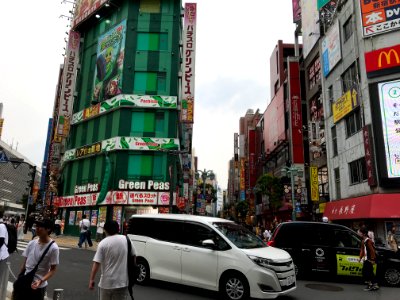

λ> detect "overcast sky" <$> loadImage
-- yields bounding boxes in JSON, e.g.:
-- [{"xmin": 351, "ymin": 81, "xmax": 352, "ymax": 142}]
[{"xmin": 0, "ymin": 0, "xmax": 295, "ymax": 189}]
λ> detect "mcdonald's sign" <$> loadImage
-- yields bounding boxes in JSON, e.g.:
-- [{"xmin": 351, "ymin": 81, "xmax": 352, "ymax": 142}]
[{"xmin": 365, "ymin": 44, "xmax": 400, "ymax": 78}]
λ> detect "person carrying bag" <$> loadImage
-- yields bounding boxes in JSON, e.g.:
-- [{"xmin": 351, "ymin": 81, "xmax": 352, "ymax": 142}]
[{"xmin": 13, "ymin": 219, "xmax": 59, "ymax": 300}]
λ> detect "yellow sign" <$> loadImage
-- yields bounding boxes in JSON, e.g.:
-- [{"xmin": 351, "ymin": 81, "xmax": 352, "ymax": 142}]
[
  {"xmin": 75, "ymin": 142, "xmax": 102, "ymax": 159},
  {"xmin": 378, "ymin": 49, "xmax": 400, "ymax": 68},
  {"xmin": 332, "ymin": 89, "xmax": 359, "ymax": 123},
  {"xmin": 337, "ymin": 254, "xmax": 376, "ymax": 277},
  {"xmin": 310, "ymin": 166, "xmax": 319, "ymax": 201}
]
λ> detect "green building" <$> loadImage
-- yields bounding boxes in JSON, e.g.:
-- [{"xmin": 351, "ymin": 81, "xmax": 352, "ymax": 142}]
[{"xmin": 53, "ymin": 0, "xmax": 193, "ymax": 236}]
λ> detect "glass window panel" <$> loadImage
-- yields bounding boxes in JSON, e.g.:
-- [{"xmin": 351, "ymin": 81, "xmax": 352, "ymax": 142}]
[
  {"xmin": 147, "ymin": 72, "xmax": 157, "ymax": 91},
  {"xmin": 143, "ymin": 112, "xmax": 155, "ymax": 132},
  {"xmin": 137, "ymin": 33, "xmax": 150, "ymax": 50},
  {"xmin": 159, "ymin": 33, "xmax": 168, "ymax": 50},
  {"xmin": 131, "ymin": 112, "xmax": 145, "ymax": 135}
]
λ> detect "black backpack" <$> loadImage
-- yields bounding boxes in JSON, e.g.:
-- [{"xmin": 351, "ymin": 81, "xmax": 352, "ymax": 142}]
[{"xmin": 1, "ymin": 223, "xmax": 17, "ymax": 254}]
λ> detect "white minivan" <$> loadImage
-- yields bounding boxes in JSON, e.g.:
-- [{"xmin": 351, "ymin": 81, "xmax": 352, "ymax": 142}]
[{"xmin": 127, "ymin": 214, "xmax": 296, "ymax": 300}]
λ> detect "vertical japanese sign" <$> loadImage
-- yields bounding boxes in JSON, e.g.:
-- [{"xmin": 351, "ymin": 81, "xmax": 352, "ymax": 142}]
[
  {"xmin": 240, "ymin": 157, "xmax": 246, "ymax": 200},
  {"xmin": 360, "ymin": 0, "xmax": 400, "ymax": 37},
  {"xmin": 310, "ymin": 166, "xmax": 319, "ymax": 201},
  {"xmin": 363, "ymin": 125, "xmax": 377, "ymax": 186},
  {"xmin": 93, "ymin": 20, "xmax": 126, "ymax": 103},
  {"xmin": 288, "ymin": 59, "xmax": 304, "ymax": 164},
  {"xmin": 378, "ymin": 79, "xmax": 400, "ymax": 178},
  {"xmin": 301, "ymin": 0, "xmax": 320, "ymax": 58},
  {"xmin": 56, "ymin": 31, "xmax": 80, "ymax": 137},
  {"xmin": 181, "ymin": 3, "xmax": 197, "ymax": 123}
]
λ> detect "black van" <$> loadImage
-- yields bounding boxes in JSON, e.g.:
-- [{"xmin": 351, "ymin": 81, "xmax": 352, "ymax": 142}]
[{"xmin": 268, "ymin": 221, "xmax": 400, "ymax": 286}]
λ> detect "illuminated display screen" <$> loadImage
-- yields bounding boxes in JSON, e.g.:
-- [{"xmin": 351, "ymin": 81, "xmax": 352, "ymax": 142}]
[{"xmin": 379, "ymin": 79, "xmax": 400, "ymax": 177}]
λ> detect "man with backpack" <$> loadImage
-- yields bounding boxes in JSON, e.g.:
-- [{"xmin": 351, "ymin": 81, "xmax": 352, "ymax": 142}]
[{"xmin": 0, "ymin": 212, "xmax": 10, "ymax": 300}]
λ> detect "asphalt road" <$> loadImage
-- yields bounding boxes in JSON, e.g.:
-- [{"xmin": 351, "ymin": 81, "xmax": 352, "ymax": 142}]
[{"xmin": 7, "ymin": 244, "xmax": 400, "ymax": 300}]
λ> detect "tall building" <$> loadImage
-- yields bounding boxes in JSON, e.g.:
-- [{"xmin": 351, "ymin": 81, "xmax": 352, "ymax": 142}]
[
  {"xmin": 50, "ymin": 0, "xmax": 194, "ymax": 235},
  {"xmin": 302, "ymin": 0, "xmax": 400, "ymax": 239}
]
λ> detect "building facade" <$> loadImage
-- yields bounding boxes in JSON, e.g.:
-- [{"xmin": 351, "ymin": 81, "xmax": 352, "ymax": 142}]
[{"xmin": 49, "ymin": 0, "xmax": 193, "ymax": 235}]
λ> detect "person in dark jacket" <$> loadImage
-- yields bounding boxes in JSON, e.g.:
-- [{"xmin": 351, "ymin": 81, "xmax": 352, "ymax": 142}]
[{"xmin": 359, "ymin": 226, "xmax": 379, "ymax": 291}]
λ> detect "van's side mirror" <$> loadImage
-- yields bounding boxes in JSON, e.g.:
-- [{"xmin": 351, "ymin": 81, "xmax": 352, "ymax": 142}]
[{"xmin": 202, "ymin": 239, "xmax": 216, "ymax": 249}]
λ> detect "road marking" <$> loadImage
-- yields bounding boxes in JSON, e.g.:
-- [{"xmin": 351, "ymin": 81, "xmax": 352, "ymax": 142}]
[{"xmin": 17, "ymin": 241, "xmax": 71, "ymax": 251}]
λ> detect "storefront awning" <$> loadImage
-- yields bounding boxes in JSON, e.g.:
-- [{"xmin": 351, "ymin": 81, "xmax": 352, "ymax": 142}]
[{"xmin": 324, "ymin": 194, "xmax": 400, "ymax": 220}]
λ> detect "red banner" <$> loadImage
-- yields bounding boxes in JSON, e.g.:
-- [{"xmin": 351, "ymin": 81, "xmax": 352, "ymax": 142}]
[{"xmin": 365, "ymin": 44, "xmax": 400, "ymax": 77}]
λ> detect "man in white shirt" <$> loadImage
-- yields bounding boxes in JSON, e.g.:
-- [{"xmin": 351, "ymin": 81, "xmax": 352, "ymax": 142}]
[
  {"xmin": 15, "ymin": 218, "xmax": 59, "ymax": 300},
  {"xmin": 78, "ymin": 215, "xmax": 92, "ymax": 248},
  {"xmin": 89, "ymin": 220, "xmax": 137, "ymax": 300},
  {"xmin": 0, "ymin": 213, "xmax": 10, "ymax": 300},
  {"xmin": 96, "ymin": 219, "xmax": 105, "ymax": 242}
]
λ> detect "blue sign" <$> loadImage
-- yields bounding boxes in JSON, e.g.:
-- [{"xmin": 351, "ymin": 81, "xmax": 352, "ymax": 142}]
[{"xmin": 0, "ymin": 150, "xmax": 9, "ymax": 163}]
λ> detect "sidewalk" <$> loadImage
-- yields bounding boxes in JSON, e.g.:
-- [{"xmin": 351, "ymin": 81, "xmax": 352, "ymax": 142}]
[{"xmin": 6, "ymin": 233, "xmax": 98, "ymax": 300}]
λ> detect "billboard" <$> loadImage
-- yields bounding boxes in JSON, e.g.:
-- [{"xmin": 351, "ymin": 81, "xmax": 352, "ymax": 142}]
[
  {"xmin": 72, "ymin": 0, "xmax": 107, "ymax": 29},
  {"xmin": 360, "ymin": 0, "xmax": 400, "ymax": 37},
  {"xmin": 310, "ymin": 166, "xmax": 319, "ymax": 201},
  {"xmin": 181, "ymin": 3, "xmax": 197, "ymax": 123},
  {"xmin": 288, "ymin": 59, "xmax": 304, "ymax": 164},
  {"xmin": 301, "ymin": 0, "xmax": 320, "ymax": 58},
  {"xmin": 322, "ymin": 21, "xmax": 341, "ymax": 77},
  {"xmin": 365, "ymin": 44, "xmax": 400, "ymax": 78},
  {"xmin": 263, "ymin": 87, "xmax": 286, "ymax": 153},
  {"xmin": 56, "ymin": 31, "xmax": 81, "ymax": 137},
  {"xmin": 332, "ymin": 89, "xmax": 359, "ymax": 123},
  {"xmin": 378, "ymin": 79, "xmax": 400, "ymax": 178},
  {"xmin": 93, "ymin": 20, "xmax": 126, "ymax": 103},
  {"xmin": 292, "ymin": 0, "xmax": 301, "ymax": 23}
]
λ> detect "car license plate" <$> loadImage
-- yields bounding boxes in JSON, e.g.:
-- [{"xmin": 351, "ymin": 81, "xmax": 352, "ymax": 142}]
[{"xmin": 284, "ymin": 275, "xmax": 295, "ymax": 286}]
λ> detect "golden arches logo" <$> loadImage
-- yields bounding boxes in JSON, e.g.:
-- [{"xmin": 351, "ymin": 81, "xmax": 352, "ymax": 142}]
[{"xmin": 378, "ymin": 49, "xmax": 400, "ymax": 68}]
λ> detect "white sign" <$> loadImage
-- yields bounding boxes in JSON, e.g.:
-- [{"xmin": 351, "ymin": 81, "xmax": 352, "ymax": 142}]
[
  {"xmin": 322, "ymin": 21, "xmax": 341, "ymax": 77},
  {"xmin": 129, "ymin": 192, "xmax": 158, "ymax": 205},
  {"xmin": 379, "ymin": 79, "xmax": 400, "ymax": 178},
  {"xmin": 301, "ymin": 0, "xmax": 320, "ymax": 58}
]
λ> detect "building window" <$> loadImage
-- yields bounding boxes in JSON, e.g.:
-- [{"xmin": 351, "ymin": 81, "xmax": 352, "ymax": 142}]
[
  {"xmin": 343, "ymin": 17, "xmax": 353, "ymax": 42},
  {"xmin": 331, "ymin": 125, "xmax": 338, "ymax": 156},
  {"xmin": 131, "ymin": 111, "xmax": 165, "ymax": 137},
  {"xmin": 140, "ymin": 0, "xmax": 161, "ymax": 13},
  {"xmin": 345, "ymin": 109, "xmax": 362, "ymax": 138},
  {"xmin": 137, "ymin": 33, "xmax": 168, "ymax": 51},
  {"xmin": 349, "ymin": 158, "xmax": 367, "ymax": 185},
  {"xmin": 134, "ymin": 72, "xmax": 167, "ymax": 93},
  {"xmin": 334, "ymin": 168, "xmax": 341, "ymax": 199},
  {"xmin": 341, "ymin": 63, "xmax": 358, "ymax": 92}
]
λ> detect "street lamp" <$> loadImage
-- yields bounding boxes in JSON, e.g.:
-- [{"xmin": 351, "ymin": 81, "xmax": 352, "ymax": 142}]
[
  {"xmin": 195, "ymin": 169, "xmax": 215, "ymax": 215},
  {"xmin": 281, "ymin": 165, "xmax": 303, "ymax": 221}
]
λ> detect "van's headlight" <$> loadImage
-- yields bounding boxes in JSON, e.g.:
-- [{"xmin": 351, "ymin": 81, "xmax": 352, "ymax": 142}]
[{"xmin": 248, "ymin": 255, "xmax": 274, "ymax": 270}]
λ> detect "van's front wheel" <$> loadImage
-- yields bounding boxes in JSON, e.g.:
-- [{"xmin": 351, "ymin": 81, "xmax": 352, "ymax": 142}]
[
  {"xmin": 136, "ymin": 258, "xmax": 150, "ymax": 285},
  {"xmin": 220, "ymin": 272, "xmax": 250, "ymax": 300}
]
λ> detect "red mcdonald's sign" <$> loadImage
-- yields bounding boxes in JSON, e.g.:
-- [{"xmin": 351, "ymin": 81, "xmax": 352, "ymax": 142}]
[{"xmin": 365, "ymin": 44, "xmax": 400, "ymax": 78}]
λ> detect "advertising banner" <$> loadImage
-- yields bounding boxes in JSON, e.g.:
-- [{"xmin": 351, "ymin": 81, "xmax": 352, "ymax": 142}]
[
  {"xmin": 93, "ymin": 20, "xmax": 126, "ymax": 103},
  {"xmin": 113, "ymin": 191, "xmax": 128, "ymax": 205},
  {"xmin": 288, "ymin": 59, "xmax": 304, "ymax": 164},
  {"xmin": 72, "ymin": 94, "xmax": 177, "ymax": 124},
  {"xmin": 332, "ymin": 89, "xmax": 359, "ymax": 123},
  {"xmin": 129, "ymin": 191, "xmax": 158, "ymax": 205},
  {"xmin": 301, "ymin": 0, "xmax": 320, "ymax": 58},
  {"xmin": 73, "ymin": 0, "xmax": 107, "ymax": 29},
  {"xmin": 310, "ymin": 166, "xmax": 320, "ymax": 201},
  {"xmin": 56, "ymin": 31, "xmax": 80, "ymax": 137},
  {"xmin": 365, "ymin": 44, "xmax": 400, "ymax": 78},
  {"xmin": 68, "ymin": 211, "xmax": 76, "ymax": 225},
  {"xmin": 240, "ymin": 158, "xmax": 246, "ymax": 191},
  {"xmin": 378, "ymin": 79, "xmax": 400, "ymax": 178},
  {"xmin": 181, "ymin": 3, "xmax": 197, "ymax": 123},
  {"xmin": 336, "ymin": 254, "xmax": 376, "ymax": 276},
  {"xmin": 292, "ymin": 0, "xmax": 301, "ymax": 23},
  {"xmin": 363, "ymin": 125, "xmax": 377, "ymax": 186},
  {"xmin": 322, "ymin": 21, "xmax": 341, "ymax": 77},
  {"xmin": 360, "ymin": 0, "xmax": 400, "ymax": 37},
  {"xmin": 62, "ymin": 137, "xmax": 180, "ymax": 162},
  {"xmin": 112, "ymin": 206, "xmax": 122, "ymax": 228}
]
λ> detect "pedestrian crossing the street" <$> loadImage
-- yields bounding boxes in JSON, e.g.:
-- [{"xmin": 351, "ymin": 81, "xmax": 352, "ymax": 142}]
[{"xmin": 16, "ymin": 240, "xmax": 71, "ymax": 252}]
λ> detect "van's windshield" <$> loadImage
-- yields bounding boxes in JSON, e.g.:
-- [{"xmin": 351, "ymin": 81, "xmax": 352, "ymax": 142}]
[{"xmin": 213, "ymin": 222, "xmax": 266, "ymax": 249}]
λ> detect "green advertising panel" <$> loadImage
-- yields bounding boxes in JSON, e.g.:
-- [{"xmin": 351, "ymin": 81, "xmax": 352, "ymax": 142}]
[{"xmin": 336, "ymin": 255, "xmax": 377, "ymax": 276}]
